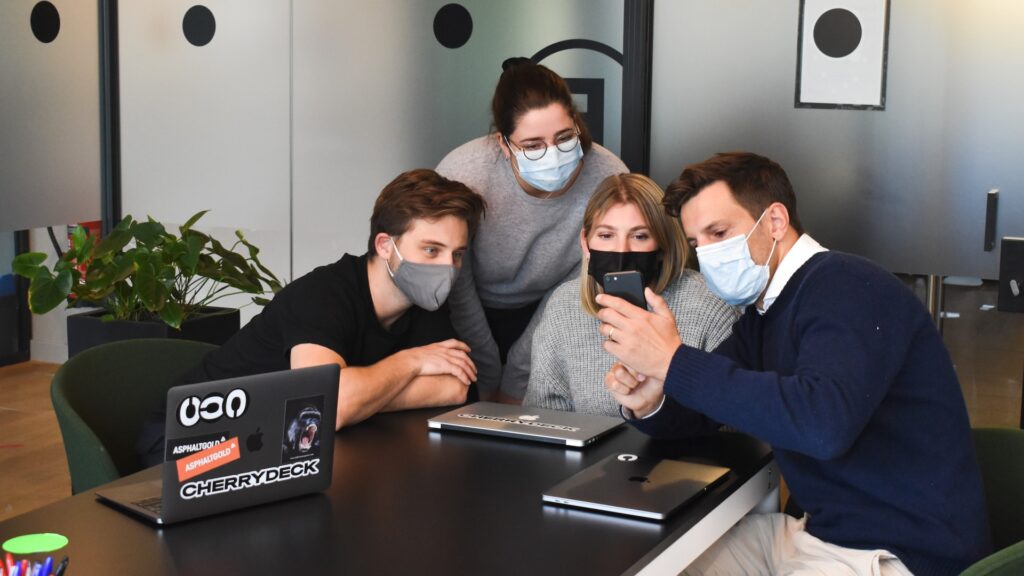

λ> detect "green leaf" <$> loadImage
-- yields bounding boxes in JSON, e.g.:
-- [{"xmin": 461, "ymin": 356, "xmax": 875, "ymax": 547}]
[
  {"xmin": 76, "ymin": 232, "xmax": 96, "ymax": 264},
  {"xmin": 70, "ymin": 226, "xmax": 88, "ymax": 254},
  {"xmin": 162, "ymin": 236, "xmax": 187, "ymax": 264},
  {"xmin": 180, "ymin": 210, "xmax": 210, "ymax": 233},
  {"xmin": 183, "ymin": 229, "xmax": 211, "ymax": 244},
  {"xmin": 208, "ymin": 238, "xmax": 245, "ymax": 268},
  {"xmin": 113, "ymin": 215, "xmax": 134, "ymax": 232},
  {"xmin": 133, "ymin": 221, "xmax": 166, "ymax": 246},
  {"xmin": 159, "ymin": 301, "xmax": 183, "ymax": 329},
  {"xmin": 181, "ymin": 233, "xmax": 204, "ymax": 274},
  {"xmin": 252, "ymin": 296, "xmax": 272, "ymax": 306},
  {"xmin": 235, "ymin": 230, "xmax": 260, "ymax": 257},
  {"xmin": 195, "ymin": 254, "xmax": 219, "ymax": 277},
  {"xmin": 28, "ymin": 268, "xmax": 73, "ymax": 314},
  {"xmin": 92, "ymin": 227, "xmax": 132, "ymax": 259},
  {"xmin": 84, "ymin": 255, "xmax": 136, "ymax": 292},
  {"xmin": 134, "ymin": 263, "xmax": 166, "ymax": 311},
  {"xmin": 80, "ymin": 286, "xmax": 115, "ymax": 303},
  {"xmin": 12, "ymin": 252, "xmax": 47, "ymax": 278}
]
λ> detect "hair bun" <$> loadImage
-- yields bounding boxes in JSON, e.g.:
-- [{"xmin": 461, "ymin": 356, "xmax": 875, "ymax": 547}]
[{"xmin": 501, "ymin": 56, "xmax": 532, "ymax": 72}]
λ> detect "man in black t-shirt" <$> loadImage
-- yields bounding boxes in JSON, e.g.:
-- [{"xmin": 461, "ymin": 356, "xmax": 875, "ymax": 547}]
[
  {"xmin": 197, "ymin": 169, "xmax": 487, "ymax": 429},
  {"xmin": 139, "ymin": 169, "xmax": 486, "ymax": 464}
]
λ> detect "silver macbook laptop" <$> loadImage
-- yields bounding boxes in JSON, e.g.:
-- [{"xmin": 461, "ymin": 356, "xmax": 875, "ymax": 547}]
[
  {"xmin": 542, "ymin": 453, "xmax": 731, "ymax": 520},
  {"xmin": 96, "ymin": 364, "xmax": 339, "ymax": 525},
  {"xmin": 427, "ymin": 402, "xmax": 623, "ymax": 447}
]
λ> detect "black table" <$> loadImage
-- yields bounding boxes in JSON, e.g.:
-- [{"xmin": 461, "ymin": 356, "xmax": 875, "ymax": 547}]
[{"xmin": 0, "ymin": 408, "xmax": 774, "ymax": 575}]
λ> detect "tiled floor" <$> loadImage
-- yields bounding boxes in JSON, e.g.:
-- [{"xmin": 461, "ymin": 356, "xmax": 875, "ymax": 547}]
[{"xmin": 0, "ymin": 281, "xmax": 1021, "ymax": 522}]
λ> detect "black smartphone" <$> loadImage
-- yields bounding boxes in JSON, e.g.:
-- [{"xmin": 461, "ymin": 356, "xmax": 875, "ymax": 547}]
[{"xmin": 602, "ymin": 270, "xmax": 647, "ymax": 309}]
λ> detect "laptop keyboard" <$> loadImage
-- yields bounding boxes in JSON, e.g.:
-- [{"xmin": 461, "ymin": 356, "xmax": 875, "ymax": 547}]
[{"xmin": 133, "ymin": 496, "xmax": 163, "ymax": 516}]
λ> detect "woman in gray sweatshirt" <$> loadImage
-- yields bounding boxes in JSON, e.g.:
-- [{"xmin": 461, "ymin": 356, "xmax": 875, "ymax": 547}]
[
  {"xmin": 523, "ymin": 174, "xmax": 739, "ymax": 416},
  {"xmin": 437, "ymin": 58, "xmax": 627, "ymax": 402}
]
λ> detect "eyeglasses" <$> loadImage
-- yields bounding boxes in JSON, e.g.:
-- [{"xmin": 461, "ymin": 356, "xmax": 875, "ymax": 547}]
[{"xmin": 505, "ymin": 127, "xmax": 580, "ymax": 161}]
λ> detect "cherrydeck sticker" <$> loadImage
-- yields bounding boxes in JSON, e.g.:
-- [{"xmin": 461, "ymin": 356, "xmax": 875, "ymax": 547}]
[
  {"xmin": 180, "ymin": 459, "xmax": 320, "ymax": 500},
  {"xmin": 165, "ymin": 431, "xmax": 229, "ymax": 461},
  {"xmin": 281, "ymin": 395, "xmax": 325, "ymax": 463},
  {"xmin": 176, "ymin": 436, "xmax": 241, "ymax": 482}
]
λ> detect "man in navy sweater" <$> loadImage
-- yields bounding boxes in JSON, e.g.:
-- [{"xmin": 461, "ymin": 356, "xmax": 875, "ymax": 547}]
[{"xmin": 596, "ymin": 152, "xmax": 991, "ymax": 575}]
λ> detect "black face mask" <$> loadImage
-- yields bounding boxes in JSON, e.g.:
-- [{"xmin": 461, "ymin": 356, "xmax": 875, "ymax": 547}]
[{"xmin": 587, "ymin": 249, "xmax": 662, "ymax": 288}]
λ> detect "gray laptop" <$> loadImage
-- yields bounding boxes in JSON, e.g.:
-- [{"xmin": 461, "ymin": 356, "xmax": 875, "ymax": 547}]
[
  {"xmin": 542, "ymin": 453, "xmax": 731, "ymax": 520},
  {"xmin": 427, "ymin": 402, "xmax": 623, "ymax": 447},
  {"xmin": 96, "ymin": 364, "xmax": 339, "ymax": 525}
]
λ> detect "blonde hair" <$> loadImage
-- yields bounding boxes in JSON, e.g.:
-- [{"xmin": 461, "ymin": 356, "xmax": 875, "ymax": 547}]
[{"xmin": 580, "ymin": 173, "xmax": 688, "ymax": 317}]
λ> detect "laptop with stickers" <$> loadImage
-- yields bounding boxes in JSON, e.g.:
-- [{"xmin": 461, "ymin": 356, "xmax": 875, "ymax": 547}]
[
  {"xmin": 96, "ymin": 364, "xmax": 339, "ymax": 525},
  {"xmin": 542, "ymin": 453, "xmax": 731, "ymax": 520},
  {"xmin": 427, "ymin": 402, "xmax": 623, "ymax": 447}
]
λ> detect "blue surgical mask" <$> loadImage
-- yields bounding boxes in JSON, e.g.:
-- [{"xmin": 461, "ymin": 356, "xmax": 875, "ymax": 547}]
[
  {"xmin": 508, "ymin": 140, "xmax": 583, "ymax": 193},
  {"xmin": 695, "ymin": 210, "xmax": 777, "ymax": 307}
]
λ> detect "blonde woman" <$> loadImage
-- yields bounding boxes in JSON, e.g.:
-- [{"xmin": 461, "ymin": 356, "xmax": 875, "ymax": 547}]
[{"xmin": 524, "ymin": 174, "xmax": 738, "ymax": 416}]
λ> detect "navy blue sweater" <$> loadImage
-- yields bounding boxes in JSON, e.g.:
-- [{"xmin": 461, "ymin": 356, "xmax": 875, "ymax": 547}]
[{"xmin": 632, "ymin": 252, "xmax": 991, "ymax": 576}]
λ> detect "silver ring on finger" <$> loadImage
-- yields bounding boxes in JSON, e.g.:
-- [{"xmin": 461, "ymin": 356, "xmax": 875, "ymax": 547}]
[{"xmin": 608, "ymin": 327, "xmax": 615, "ymax": 340}]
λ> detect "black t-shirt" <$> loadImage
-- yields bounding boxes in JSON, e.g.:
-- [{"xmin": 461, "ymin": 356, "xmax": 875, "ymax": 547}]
[{"xmin": 188, "ymin": 253, "xmax": 456, "ymax": 383}]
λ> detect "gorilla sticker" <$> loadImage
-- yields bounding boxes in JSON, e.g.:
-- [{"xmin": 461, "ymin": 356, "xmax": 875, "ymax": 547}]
[{"xmin": 281, "ymin": 395, "xmax": 325, "ymax": 463}]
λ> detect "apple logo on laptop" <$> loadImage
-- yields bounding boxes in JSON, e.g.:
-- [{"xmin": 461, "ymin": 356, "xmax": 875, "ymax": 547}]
[
  {"xmin": 246, "ymin": 427, "xmax": 263, "ymax": 452},
  {"xmin": 518, "ymin": 415, "xmax": 539, "ymax": 421}
]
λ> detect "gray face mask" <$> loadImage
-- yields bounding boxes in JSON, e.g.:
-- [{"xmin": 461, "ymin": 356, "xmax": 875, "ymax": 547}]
[{"xmin": 385, "ymin": 237, "xmax": 458, "ymax": 311}]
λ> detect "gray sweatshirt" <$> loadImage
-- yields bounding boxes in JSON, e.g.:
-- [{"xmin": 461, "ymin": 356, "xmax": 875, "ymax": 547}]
[
  {"xmin": 437, "ymin": 135, "xmax": 627, "ymax": 397},
  {"xmin": 523, "ymin": 270, "xmax": 740, "ymax": 417}
]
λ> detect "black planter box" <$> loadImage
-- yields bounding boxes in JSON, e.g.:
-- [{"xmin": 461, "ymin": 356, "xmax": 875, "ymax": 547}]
[{"xmin": 66, "ymin": 307, "xmax": 240, "ymax": 358}]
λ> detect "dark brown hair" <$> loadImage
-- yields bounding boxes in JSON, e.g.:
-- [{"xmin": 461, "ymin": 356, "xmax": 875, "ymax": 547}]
[
  {"xmin": 664, "ymin": 152, "xmax": 804, "ymax": 234},
  {"xmin": 367, "ymin": 169, "xmax": 486, "ymax": 253},
  {"xmin": 491, "ymin": 58, "xmax": 593, "ymax": 153}
]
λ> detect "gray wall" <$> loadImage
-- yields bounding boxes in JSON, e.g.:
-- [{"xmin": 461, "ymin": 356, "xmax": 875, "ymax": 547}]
[
  {"xmin": 0, "ymin": 235, "xmax": 15, "ymax": 276},
  {"xmin": 0, "ymin": 0, "xmax": 101, "ymax": 232},
  {"xmin": 117, "ymin": 0, "xmax": 628, "ymax": 297},
  {"xmin": 651, "ymin": 0, "xmax": 1024, "ymax": 279},
  {"xmin": 293, "ymin": 0, "xmax": 625, "ymax": 276},
  {"xmin": 118, "ymin": 0, "xmax": 291, "ymax": 323}
]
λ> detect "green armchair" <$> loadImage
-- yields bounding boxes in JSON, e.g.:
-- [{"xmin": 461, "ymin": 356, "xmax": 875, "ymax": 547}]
[
  {"xmin": 51, "ymin": 338, "xmax": 216, "ymax": 494},
  {"xmin": 960, "ymin": 427, "xmax": 1024, "ymax": 575}
]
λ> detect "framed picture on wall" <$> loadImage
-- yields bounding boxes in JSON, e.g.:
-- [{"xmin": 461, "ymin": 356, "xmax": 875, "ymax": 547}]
[{"xmin": 795, "ymin": 0, "xmax": 891, "ymax": 110}]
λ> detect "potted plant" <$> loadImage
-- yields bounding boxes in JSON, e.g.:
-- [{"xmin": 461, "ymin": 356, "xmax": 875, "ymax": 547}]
[{"xmin": 12, "ymin": 210, "xmax": 282, "ymax": 357}]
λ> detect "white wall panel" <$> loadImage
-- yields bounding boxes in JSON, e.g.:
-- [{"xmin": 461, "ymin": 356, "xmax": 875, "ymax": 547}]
[
  {"xmin": 118, "ymin": 0, "xmax": 291, "ymax": 322},
  {"xmin": 292, "ymin": 1, "xmax": 625, "ymax": 276},
  {"xmin": 0, "ymin": 0, "xmax": 101, "ymax": 231},
  {"xmin": 651, "ymin": 0, "xmax": 1024, "ymax": 278}
]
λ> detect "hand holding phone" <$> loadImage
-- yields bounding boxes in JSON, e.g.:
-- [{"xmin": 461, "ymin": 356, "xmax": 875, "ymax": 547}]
[{"xmin": 602, "ymin": 270, "xmax": 647, "ymax": 310}]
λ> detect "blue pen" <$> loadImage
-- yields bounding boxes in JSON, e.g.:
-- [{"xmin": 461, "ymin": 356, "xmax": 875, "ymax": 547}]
[{"xmin": 40, "ymin": 558, "xmax": 52, "ymax": 576}]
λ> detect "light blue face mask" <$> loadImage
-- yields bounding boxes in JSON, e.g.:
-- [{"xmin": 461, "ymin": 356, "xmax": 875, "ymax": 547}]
[
  {"xmin": 695, "ymin": 209, "xmax": 777, "ymax": 307},
  {"xmin": 508, "ymin": 140, "xmax": 583, "ymax": 193}
]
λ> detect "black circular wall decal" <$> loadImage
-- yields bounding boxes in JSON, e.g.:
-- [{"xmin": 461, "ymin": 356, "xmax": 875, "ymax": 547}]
[
  {"xmin": 813, "ymin": 8, "xmax": 862, "ymax": 58},
  {"xmin": 183, "ymin": 5, "xmax": 216, "ymax": 47},
  {"xmin": 30, "ymin": 1, "xmax": 60, "ymax": 44},
  {"xmin": 433, "ymin": 4, "xmax": 472, "ymax": 49}
]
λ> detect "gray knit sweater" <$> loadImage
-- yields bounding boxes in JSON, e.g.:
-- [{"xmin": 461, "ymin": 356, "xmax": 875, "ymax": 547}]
[
  {"xmin": 524, "ymin": 270, "xmax": 740, "ymax": 416},
  {"xmin": 437, "ymin": 135, "xmax": 627, "ymax": 396}
]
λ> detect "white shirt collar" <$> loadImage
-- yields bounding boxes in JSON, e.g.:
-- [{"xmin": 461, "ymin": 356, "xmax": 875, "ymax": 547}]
[{"xmin": 757, "ymin": 234, "xmax": 827, "ymax": 315}]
